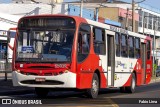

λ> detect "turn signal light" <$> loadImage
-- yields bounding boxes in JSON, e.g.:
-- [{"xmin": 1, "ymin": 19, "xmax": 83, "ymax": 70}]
[
  {"xmin": 64, "ymin": 70, "xmax": 69, "ymax": 73},
  {"xmin": 16, "ymin": 69, "xmax": 20, "ymax": 73}
]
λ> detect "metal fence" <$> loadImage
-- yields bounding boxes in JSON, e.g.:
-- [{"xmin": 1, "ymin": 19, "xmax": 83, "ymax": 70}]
[
  {"xmin": 0, "ymin": 52, "xmax": 12, "ymax": 71},
  {"xmin": 0, "ymin": 52, "xmax": 12, "ymax": 81},
  {"xmin": 0, "ymin": 62, "xmax": 12, "ymax": 71}
]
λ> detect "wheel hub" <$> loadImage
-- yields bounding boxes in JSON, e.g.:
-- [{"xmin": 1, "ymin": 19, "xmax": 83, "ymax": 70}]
[{"xmin": 92, "ymin": 80, "xmax": 98, "ymax": 93}]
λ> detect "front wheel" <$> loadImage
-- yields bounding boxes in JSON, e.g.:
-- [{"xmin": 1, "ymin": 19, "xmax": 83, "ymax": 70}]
[
  {"xmin": 35, "ymin": 87, "xmax": 49, "ymax": 98},
  {"xmin": 86, "ymin": 73, "xmax": 99, "ymax": 98}
]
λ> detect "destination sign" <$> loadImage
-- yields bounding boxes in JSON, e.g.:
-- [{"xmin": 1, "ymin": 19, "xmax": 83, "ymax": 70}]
[
  {"xmin": 18, "ymin": 17, "xmax": 75, "ymax": 29},
  {"xmin": 110, "ymin": 26, "xmax": 128, "ymax": 34}
]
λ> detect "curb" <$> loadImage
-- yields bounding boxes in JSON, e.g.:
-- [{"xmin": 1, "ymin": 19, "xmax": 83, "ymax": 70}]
[
  {"xmin": 0, "ymin": 89, "xmax": 34, "ymax": 96},
  {"xmin": 150, "ymin": 77, "xmax": 160, "ymax": 83}
]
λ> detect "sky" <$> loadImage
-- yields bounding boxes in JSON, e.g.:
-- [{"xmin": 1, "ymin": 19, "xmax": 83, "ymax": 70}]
[
  {"xmin": 64, "ymin": 0, "xmax": 160, "ymax": 9},
  {"xmin": 0, "ymin": 0, "xmax": 159, "ymax": 9},
  {"xmin": 121, "ymin": 0, "xmax": 160, "ymax": 9}
]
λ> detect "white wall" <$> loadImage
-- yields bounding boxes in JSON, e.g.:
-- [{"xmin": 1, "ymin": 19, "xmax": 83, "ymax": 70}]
[
  {"xmin": 0, "ymin": 12, "xmax": 20, "ymax": 30},
  {"xmin": 0, "ymin": 3, "xmax": 68, "ymax": 16},
  {"xmin": 12, "ymin": 0, "xmax": 63, "ymax": 3}
]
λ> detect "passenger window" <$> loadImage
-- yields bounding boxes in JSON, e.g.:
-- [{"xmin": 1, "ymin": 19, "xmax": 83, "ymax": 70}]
[
  {"xmin": 115, "ymin": 33, "xmax": 120, "ymax": 57},
  {"xmin": 78, "ymin": 24, "xmax": 91, "ymax": 62},
  {"xmin": 147, "ymin": 41, "xmax": 151, "ymax": 59},
  {"xmin": 121, "ymin": 34, "xmax": 128, "ymax": 57},
  {"xmin": 128, "ymin": 36, "xmax": 134, "ymax": 58},
  {"xmin": 135, "ymin": 38, "xmax": 141, "ymax": 58},
  {"xmin": 93, "ymin": 28, "xmax": 105, "ymax": 55}
]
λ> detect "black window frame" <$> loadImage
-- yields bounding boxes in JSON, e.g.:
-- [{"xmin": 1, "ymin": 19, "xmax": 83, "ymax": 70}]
[
  {"xmin": 135, "ymin": 37, "xmax": 141, "ymax": 58},
  {"xmin": 93, "ymin": 27, "xmax": 106, "ymax": 55},
  {"xmin": 77, "ymin": 23, "xmax": 91, "ymax": 63},
  {"xmin": 121, "ymin": 34, "xmax": 128, "ymax": 57},
  {"xmin": 139, "ymin": 10, "xmax": 143, "ymax": 27},
  {"xmin": 128, "ymin": 36, "xmax": 135, "ymax": 58},
  {"xmin": 115, "ymin": 32, "xmax": 120, "ymax": 57},
  {"xmin": 147, "ymin": 40, "xmax": 151, "ymax": 60}
]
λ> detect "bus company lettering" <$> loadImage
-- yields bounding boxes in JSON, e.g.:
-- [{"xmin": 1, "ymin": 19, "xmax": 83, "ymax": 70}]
[
  {"xmin": 116, "ymin": 61, "xmax": 129, "ymax": 69},
  {"xmin": 110, "ymin": 26, "xmax": 128, "ymax": 34}
]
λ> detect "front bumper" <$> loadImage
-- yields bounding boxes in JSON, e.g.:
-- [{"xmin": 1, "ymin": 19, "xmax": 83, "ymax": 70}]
[{"xmin": 12, "ymin": 71, "xmax": 76, "ymax": 88}]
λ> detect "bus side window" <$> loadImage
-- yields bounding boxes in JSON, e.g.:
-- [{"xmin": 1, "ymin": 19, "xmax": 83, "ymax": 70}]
[
  {"xmin": 135, "ymin": 38, "xmax": 140, "ymax": 58},
  {"xmin": 147, "ymin": 41, "xmax": 151, "ymax": 59},
  {"xmin": 115, "ymin": 33, "xmax": 120, "ymax": 57},
  {"xmin": 121, "ymin": 34, "xmax": 128, "ymax": 57},
  {"xmin": 93, "ymin": 27, "xmax": 105, "ymax": 55},
  {"xmin": 77, "ymin": 24, "xmax": 91, "ymax": 62},
  {"xmin": 128, "ymin": 36, "xmax": 134, "ymax": 58}
]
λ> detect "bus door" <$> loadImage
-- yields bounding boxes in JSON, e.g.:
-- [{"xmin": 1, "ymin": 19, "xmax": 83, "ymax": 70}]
[
  {"xmin": 106, "ymin": 30, "xmax": 115, "ymax": 87},
  {"xmin": 141, "ymin": 43, "xmax": 147, "ymax": 84}
]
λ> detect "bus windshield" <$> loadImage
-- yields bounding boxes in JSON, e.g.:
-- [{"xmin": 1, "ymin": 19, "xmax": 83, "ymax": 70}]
[{"xmin": 16, "ymin": 29, "xmax": 74, "ymax": 62}]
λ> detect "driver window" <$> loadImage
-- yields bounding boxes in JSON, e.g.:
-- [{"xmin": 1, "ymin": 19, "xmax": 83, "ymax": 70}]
[{"xmin": 78, "ymin": 24, "xmax": 91, "ymax": 62}]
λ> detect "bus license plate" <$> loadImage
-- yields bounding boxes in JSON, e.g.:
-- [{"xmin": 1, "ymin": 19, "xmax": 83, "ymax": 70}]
[{"xmin": 35, "ymin": 78, "xmax": 45, "ymax": 82}]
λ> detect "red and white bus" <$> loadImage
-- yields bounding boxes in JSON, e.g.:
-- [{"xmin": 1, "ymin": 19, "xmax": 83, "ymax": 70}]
[{"xmin": 12, "ymin": 14, "xmax": 152, "ymax": 98}]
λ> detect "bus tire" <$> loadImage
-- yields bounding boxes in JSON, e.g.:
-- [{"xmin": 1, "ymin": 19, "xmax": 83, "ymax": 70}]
[
  {"xmin": 86, "ymin": 73, "xmax": 99, "ymax": 98},
  {"xmin": 35, "ymin": 87, "xmax": 49, "ymax": 98},
  {"xmin": 126, "ymin": 73, "xmax": 136, "ymax": 93}
]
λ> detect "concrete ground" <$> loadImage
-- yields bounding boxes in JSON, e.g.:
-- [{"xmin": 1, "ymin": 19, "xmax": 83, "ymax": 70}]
[{"xmin": 150, "ymin": 76, "xmax": 160, "ymax": 83}]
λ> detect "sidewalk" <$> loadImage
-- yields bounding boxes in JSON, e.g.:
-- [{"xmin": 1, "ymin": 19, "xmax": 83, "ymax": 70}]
[
  {"xmin": 150, "ymin": 76, "xmax": 160, "ymax": 83},
  {"xmin": 0, "ymin": 73, "xmax": 34, "ymax": 96}
]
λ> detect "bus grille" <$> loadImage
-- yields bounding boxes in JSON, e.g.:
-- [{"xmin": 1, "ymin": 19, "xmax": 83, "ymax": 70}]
[
  {"xmin": 20, "ymin": 71, "xmax": 64, "ymax": 76},
  {"xmin": 20, "ymin": 80, "xmax": 64, "ymax": 85}
]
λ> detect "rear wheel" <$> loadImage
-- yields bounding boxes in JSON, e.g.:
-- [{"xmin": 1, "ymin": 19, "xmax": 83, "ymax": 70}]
[
  {"xmin": 126, "ymin": 73, "xmax": 136, "ymax": 93},
  {"xmin": 86, "ymin": 73, "xmax": 99, "ymax": 98},
  {"xmin": 35, "ymin": 87, "xmax": 49, "ymax": 98}
]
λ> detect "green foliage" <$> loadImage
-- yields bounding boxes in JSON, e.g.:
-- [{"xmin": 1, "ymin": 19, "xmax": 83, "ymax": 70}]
[{"xmin": 153, "ymin": 64, "xmax": 157, "ymax": 72}]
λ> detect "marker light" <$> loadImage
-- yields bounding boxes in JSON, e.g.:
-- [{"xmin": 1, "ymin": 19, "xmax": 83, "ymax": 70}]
[
  {"xmin": 20, "ymin": 64, "xmax": 23, "ymax": 68},
  {"xmin": 64, "ymin": 70, "xmax": 69, "ymax": 73}
]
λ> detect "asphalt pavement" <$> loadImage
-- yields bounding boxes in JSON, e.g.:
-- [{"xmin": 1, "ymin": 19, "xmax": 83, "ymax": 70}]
[
  {"xmin": 0, "ymin": 73, "xmax": 34, "ymax": 96},
  {"xmin": 0, "ymin": 73, "xmax": 160, "ymax": 107},
  {"xmin": 0, "ymin": 73, "xmax": 160, "ymax": 96}
]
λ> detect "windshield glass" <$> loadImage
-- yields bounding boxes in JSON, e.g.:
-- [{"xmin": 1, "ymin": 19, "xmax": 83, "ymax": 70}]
[{"xmin": 16, "ymin": 29, "xmax": 74, "ymax": 62}]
